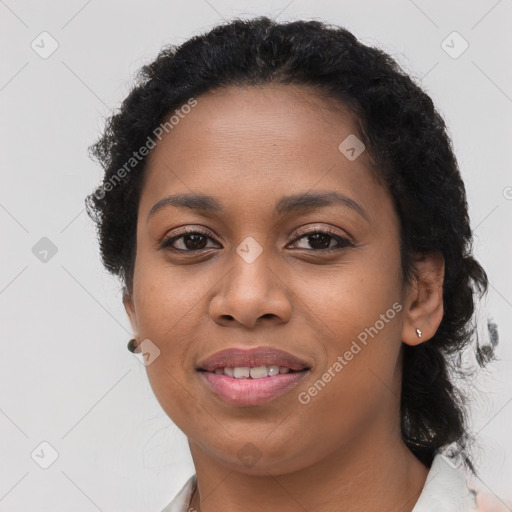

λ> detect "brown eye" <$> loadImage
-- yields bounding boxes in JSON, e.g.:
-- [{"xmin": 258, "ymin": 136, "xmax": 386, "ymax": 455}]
[
  {"xmin": 160, "ymin": 230, "xmax": 220, "ymax": 252},
  {"xmin": 289, "ymin": 229, "xmax": 354, "ymax": 252}
]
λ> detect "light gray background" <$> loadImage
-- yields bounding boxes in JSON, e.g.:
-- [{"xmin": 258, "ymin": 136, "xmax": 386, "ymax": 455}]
[{"xmin": 1, "ymin": 0, "xmax": 511, "ymax": 510}]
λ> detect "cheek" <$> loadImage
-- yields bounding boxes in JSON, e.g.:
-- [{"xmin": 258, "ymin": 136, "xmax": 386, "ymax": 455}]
[
  {"xmin": 132, "ymin": 249, "xmax": 210, "ymax": 337},
  {"xmin": 130, "ymin": 256, "xmax": 206, "ymax": 410},
  {"xmin": 292, "ymin": 245, "xmax": 404, "ymax": 411},
  {"xmin": 300, "ymin": 245, "xmax": 403, "ymax": 348}
]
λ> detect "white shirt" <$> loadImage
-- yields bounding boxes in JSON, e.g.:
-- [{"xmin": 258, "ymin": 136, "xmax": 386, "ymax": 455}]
[{"xmin": 160, "ymin": 452, "xmax": 479, "ymax": 511}]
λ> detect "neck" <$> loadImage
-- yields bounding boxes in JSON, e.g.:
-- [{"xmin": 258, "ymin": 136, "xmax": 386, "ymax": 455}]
[{"xmin": 188, "ymin": 430, "xmax": 429, "ymax": 512}]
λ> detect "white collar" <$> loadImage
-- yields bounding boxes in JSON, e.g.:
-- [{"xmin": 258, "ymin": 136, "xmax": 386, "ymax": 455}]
[
  {"xmin": 411, "ymin": 452, "xmax": 477, "ymax": 511},
  {"xmin": 161, "ymin": 452, "xmax": 478, "ymax": 512}
]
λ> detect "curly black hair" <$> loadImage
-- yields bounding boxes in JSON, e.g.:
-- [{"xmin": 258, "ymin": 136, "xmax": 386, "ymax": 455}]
[{"xmin": 85, "ymin": 16, "xmax": 496, "ymax": 472}]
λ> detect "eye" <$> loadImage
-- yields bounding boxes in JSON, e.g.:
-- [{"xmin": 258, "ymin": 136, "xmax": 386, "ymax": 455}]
[
  {"xmin": 160, "ymin": 226, "xmax": 354, "ymax": 254},
  {"xmin": 288, "ymin": 227, "xmax": 354, "ymax": 252},
  {"xmin": 160, "ymin": 228, "xmax": 220, "ymax": 253}
]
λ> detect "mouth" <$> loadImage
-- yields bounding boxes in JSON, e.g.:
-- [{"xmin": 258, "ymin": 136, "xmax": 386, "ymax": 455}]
[
  {"xmin": 196, "ymin": 346, "xmax": 311, "ymax": 406},
  {"xmin": 199, "ymin": 365, "xmax": 303, "ymax": 378},
  {"xmin": 197, "ymin": 346, "xmax": 310, "ymax": 373}
]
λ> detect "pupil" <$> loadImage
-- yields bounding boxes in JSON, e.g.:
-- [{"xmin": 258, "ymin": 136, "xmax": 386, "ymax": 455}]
[
  {"xmin": 185, "ymin": 234, "xmax": 207, "ymax": 250},
  {"xmin": 308, "ymin": 233, "xmax": 330, "ymax": 249}
]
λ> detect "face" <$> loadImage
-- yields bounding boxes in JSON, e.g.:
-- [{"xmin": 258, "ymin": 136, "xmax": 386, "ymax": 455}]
[{"xmin": 124, "ymin": 84, "xmax": 434, "ymax": 476}]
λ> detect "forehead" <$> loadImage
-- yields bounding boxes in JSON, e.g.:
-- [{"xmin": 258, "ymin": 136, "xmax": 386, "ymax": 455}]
[
  {"xmin": 146, "ymin": 83, "xmax": 361, "ymax": 164},
  {"xmin": 140, "ymin": 84, "xmax": 383, "ymax": 221}
]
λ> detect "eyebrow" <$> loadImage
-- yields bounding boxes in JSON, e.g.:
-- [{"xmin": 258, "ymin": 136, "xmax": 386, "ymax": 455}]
[{"xmin": 147, "ymin": 191, "xmax": 368, "ymax": 221}]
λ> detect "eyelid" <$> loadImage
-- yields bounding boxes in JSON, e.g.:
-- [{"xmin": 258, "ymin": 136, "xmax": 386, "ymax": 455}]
[
  {"xmin": 287, "ymin": 227, "xmax": 354, "ymax": 252},
  {"xmin": 158, "ymin": 226, "xmax": 220, "ymax": 250},
  {"xmin": 290, "ymin": 224, "xmax": 354, "ymax": 244},
  {"xmin": 160, "ymin": 223, "xmax": 355, "ymax": 255}
]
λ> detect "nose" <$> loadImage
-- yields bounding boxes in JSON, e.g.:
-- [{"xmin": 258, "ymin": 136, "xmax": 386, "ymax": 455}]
[{"xmin": 209, "ymin": 252, "xmax": 293, "ymax": 329}]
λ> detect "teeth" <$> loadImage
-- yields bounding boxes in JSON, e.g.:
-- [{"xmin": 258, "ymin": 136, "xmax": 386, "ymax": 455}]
[
  {"xmin": 213, "ymin": 365, "xmax": 295, "ymax": 378},
  {"xmin": 233, "ymin": 367, "xmax": 250, "ymax": 378},
  {"xmin": 249, "ymin": 366, "xmax": 268, "ymax": 379},
  {"xmin": 268, "ymin": 365, "xmax": 280, "ymax": 376}
]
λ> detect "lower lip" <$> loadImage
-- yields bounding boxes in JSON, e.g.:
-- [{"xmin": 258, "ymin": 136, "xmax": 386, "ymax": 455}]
[{"xmin": 199, "ymin": 370, "xmax": 308, "ymax": 406}]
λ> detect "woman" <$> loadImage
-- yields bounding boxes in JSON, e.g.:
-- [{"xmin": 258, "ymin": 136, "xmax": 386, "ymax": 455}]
[{"xmin": 85, "ymin": 16, "xmax": 499, "ymax": 511}]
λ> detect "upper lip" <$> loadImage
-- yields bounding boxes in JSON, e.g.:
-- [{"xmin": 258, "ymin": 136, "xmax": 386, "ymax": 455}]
[{"xmin": 197, "ymin": 346, "xmax": 311, "ymax": 372}]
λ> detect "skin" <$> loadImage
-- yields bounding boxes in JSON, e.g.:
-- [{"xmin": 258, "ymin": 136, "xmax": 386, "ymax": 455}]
[{"xmin": 124, "ymin": 84, "xmax": 445, "ymax": 512}]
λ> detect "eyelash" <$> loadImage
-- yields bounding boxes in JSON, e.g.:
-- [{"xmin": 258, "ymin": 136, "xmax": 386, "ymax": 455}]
[{"xmin": 159, "ymin": 226, "xmax": 354, "ymax": 254}]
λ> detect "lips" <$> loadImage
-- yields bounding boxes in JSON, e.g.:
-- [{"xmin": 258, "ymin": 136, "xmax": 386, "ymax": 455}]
[
  {"xmin": 196, "ymin": 346, "xmax": 311, "ymax": 406},
  {"xmin": 197, "ymin": 346, "xmax": 310, "ymax": 373}
]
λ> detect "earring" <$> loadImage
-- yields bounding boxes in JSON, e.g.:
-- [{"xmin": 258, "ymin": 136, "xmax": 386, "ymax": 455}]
[
  {"xmin": 415, "ymin": 328, "xmax": 422, "ymax": 339},
  {"xmin": 127, "ymin": 338, "xmax": 140, "ymax": 353}
]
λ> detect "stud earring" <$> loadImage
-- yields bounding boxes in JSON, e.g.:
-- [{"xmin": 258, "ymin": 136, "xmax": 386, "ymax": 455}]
[
  {"xmin": 127, "ymin": 338, "xmax": 140, "ymax": 353},
  {"xmin": 415, "ymin": 328, "xmax": 422, "ymax": 339}
]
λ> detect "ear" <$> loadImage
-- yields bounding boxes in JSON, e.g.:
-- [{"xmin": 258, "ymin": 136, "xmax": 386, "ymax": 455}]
[
  {"xmin": 123, "ymin": 290, "xmax": 139, "ymax": 337},
  {"xmin": 401, "ymin": 251, "xmax": 445, "ymax": 346}
]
